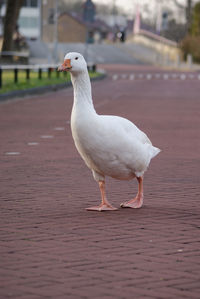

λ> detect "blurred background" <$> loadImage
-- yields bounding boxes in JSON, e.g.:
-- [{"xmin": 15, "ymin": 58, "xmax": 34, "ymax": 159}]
[{"xmin": 0, "ymin": 0, "xmax": 200, "ymax": 67}]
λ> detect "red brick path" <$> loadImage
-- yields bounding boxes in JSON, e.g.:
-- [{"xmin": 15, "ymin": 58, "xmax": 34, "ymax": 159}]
[{"xmin": 0, "ymin": 65, "xmax": 200, "ymax": 298}]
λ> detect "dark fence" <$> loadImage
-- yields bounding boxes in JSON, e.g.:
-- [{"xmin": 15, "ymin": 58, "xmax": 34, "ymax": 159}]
[{"xmin": 0, "ymin": 63, "xmax": 96, "ymax": 89}]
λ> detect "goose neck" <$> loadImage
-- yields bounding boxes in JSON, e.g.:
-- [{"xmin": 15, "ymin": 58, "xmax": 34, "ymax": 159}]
[{"xmin": 71, "ymin": 71, "xmax": 93, "ymax": 106}]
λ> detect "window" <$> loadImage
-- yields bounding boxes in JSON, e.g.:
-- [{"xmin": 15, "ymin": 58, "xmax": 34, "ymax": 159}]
[
  {"xmin": 30, "ymin": 0, "xmax": 38, "ymax": 7},
  {"xmin": 18, "ymin": 16, "xmax": 39, "ymax": 28},
  {"xmin": 22, "ymin": 0, "xmax": 38, "ymax": 7}
]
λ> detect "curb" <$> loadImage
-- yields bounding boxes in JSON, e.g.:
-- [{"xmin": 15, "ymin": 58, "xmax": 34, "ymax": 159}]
[{"xmin": 0, "ymin": 72, "xmax": 106, "ymax": 102}]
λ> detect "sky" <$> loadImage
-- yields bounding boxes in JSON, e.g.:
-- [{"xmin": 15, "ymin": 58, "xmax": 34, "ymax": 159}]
[
  {"xmin": 93, "ymin": 0, "xmax": 162, "ymax": 20},
  {"xmin": 92, "ymin": 0, "xmax": 167, "ymax": 19},
  {"xmin": 92, "ymin": 0, "xmax": 199, "ymax": 23},
  {"xmin": 93, "ymin": 0, "xmax": 191, "ymax": 12},
  {"xmin": 93, "ymin": 0, "xmax": 145, "ymax": 16},
  {"xmin": 93, "ymin": 0, "xmax": 137, "ymax": 13},
  {"xmin": 93, "ymin": 0, "xmax": 198, "ymax": 16}
]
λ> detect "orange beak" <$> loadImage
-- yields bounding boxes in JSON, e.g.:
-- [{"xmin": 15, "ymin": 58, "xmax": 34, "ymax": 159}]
[{"xmin": 58, "ymin": 59, "xmax": 72, "ymax": 71}]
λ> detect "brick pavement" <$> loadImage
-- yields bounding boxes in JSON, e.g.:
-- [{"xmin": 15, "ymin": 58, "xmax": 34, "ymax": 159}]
[{"xmin": 0, "ymin": 64, "xmax": 200, "ymax": 298}]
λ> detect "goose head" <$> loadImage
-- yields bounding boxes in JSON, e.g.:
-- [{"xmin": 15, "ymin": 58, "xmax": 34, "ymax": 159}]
[{"xmin": 58, "ymin": 52, "xmax": 87, "ymax": 75}]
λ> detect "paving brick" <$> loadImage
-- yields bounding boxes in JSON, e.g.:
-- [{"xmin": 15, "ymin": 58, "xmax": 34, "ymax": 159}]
[{"xmin": 0, "ymin": 65, "xmax": 200, "ymax": 298}]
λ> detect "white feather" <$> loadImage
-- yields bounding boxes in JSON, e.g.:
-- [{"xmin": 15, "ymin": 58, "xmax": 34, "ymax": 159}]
[{"xmin": 65, "ymin": 52, "xmax": 160, "ymax": 182}]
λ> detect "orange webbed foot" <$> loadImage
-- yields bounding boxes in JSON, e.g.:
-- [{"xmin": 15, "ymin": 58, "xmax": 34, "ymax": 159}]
[
  {"xmin": 86, "ymin": 180, "xmax": 118, "ymax": 211},
  {"xmin": 86, "ymin": 203, "xmax": 118, "ymax": 212},
  {"xmin": 120, "ymin": 196, "xmax": 143, "ymax": 209},
  {"xmin": 121, "ymin": 176, "xmax": 144, "ymax": 209}
]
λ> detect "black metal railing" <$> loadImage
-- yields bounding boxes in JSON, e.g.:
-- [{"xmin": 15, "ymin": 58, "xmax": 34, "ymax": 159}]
[
  {"xmin": 0, "ymin": 63, "xmax": 96, "ymax": 89},
  {"xmin": 0, "ymin": 64, "xmax": 59, "ymax": 89}
]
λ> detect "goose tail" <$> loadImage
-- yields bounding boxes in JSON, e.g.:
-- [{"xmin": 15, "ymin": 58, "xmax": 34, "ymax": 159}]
[{"xmin": 150, "ymin": 146, "xmax": 161, "ymax": 159}]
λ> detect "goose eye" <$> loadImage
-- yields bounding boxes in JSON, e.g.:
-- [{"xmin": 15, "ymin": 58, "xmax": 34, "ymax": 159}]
[{"xmin": 75, "ymin": 57, "xmax": 78, "ymax": 60}]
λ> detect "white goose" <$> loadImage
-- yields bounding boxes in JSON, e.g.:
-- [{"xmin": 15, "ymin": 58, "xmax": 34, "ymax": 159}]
[{"xmin": 58, "ymin": 52, "xmax": 160, "ymax": 211}]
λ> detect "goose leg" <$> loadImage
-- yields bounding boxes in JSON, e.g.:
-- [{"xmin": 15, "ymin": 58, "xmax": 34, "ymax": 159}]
[
  {"xmin": 120, "ymin": 177, "xmax": 144, "ymax": 209},
  {"xmin": 86, "ymin": 181, "xmax": 118, "ymax": 211}
]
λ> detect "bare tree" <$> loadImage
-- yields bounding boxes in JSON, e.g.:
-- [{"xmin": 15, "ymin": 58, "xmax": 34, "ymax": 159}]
[
  {"xmin": 172, "ymin": 0, "xmax": 193, "ymax": 30},
  {"xmin": 2, "ymin": 0, "xmax": 24, "ymax": 52}
]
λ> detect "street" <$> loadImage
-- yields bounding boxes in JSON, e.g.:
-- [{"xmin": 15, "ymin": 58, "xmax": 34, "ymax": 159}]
[
  {"xmin": 28, "ymin": 40, "xmax": 148, "ymax": 65},
  {"xmin": 0, "ymin": 64, "xmax": 200, "ymax": 298}
]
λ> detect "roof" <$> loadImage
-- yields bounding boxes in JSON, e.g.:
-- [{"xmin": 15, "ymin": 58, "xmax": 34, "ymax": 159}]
[{"xmin": 59, "ymin": 11, "xmax": 111, "ymax": 32}]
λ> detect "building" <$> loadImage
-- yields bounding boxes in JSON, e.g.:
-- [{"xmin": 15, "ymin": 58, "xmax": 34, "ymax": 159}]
[
  {"xmin": 58, "ymin": 13, "xmax": 87, "ymax": 43},
  {"xmin": 41, "ymin": 0, "xmax": 94, "ymax": 43},
  {"xmin": 41, "ymin": 0, "xmax": 108, "ymax": 44},
  {"xmin": 0, "ymin": 0, "xmax": 41, "ymax": 39},
  {"xmin": 18, "ymin": 0, "xmax": 41, "ymax": 38},
  {"xmin": 0, "ymin": 0, "xmax": 110, "ymax": 45}
]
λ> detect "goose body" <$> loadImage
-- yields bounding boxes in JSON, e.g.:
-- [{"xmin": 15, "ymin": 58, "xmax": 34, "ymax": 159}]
[
  {"xmin": 72, "ymin": 111, "xmax": 159, "ymax": 180},
  {"xmin": 58, "ymin": 52, "xmax": 160, "ymax": 211}
]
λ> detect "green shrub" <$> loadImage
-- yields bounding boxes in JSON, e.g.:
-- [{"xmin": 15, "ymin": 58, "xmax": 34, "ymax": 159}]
[
  {"xmin": 190, "ymin": 2, "xmax": 200, "ymax": 36},
  {"xmin": 180, "ymin": 2, "xmax": 200, "ymax": 63},
  {"xmin": 180, "ymin": 35, "xmax": 200, "ymax": 62}
]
